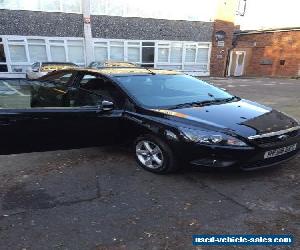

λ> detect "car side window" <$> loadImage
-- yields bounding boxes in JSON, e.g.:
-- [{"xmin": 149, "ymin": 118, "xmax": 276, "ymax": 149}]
[
  {"xmin": 31, "ymin": 73, "xmax": 104, "ymax": 108},
  {"xmin": 30, "ymin": 72, "xmax": 75, "ymax": 108},
  {"xmin": 77, "ymin": 74, "xmax": 125, "ymax": 108}
]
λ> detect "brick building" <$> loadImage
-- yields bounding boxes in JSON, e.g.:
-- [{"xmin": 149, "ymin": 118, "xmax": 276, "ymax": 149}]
[
  {"xmin": 228, "ymin": 28, "xmax": 300, "ymax": 77},
  {"xmin": 0, "ymin": 0, "xmax": 239, "ymax": 78}
]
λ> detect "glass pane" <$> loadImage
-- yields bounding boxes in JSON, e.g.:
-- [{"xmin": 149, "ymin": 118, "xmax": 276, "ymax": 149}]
[
  {"xmin": 127, "ymin": 42, "xmax": 140, "ymax": 46},
  {"xmin": 68, "ymin": 40, "xmax": 83, "ymax": 46},
  {"xmin": 0, "ymin": 44, "xmax": 7, "ymax": 62},
  {"xmin": 94, "ymin": 42, "xmax": 108, "ymax": 46},
  {"xmin": 19, "ymin": 0, "xmax": 40, "ymax": 10},
  {"xmin": 27, "ymin": 39, "xmax": 45, "ymax": 44},
  {"xmin": 106, "ymin": 0, "xmax": 124, "ymax": 16},
  {"xmin": 170, "ymin": 47, "xmax": 182, "ymax": 63},
  {"xmin": 0, "ymin": 65, "xmax": 8, "ymax": 72},
  {"xmin": 128, "ymin": 47, "xmax": 140, "ymax": 62},
  {"xmin": 62, "ymin": 0, "xmax": 81, "ymax": 12},
  {"xmin": 110, "ymin": 41, "xmax": 123, "ymax": 46},
  {"xmin": 185, "ymin": 48, "xmax": 196, "ymax": 63},
  {"xmin": 49, "ymin": 40, "xmax": 64, "ymax": 44},
  {"xmin": 9, "ymin": 44, "xmax": 27, "ymax": 62},
  {"xmin": 40, "ymin": 0, "xmax": 60, "ymax": 11},
  {"xmin": 110, "ymin": 46, "xmax": 124, "ymax": 61},
  {"xmin": 28, "ymin": 45, "xmax": 47, "ymax": 62},
  {"xmin": 94, "ymin": 47, "xmax": 108, "ymax": 62},
  {"xmin": 158, "ymin": 48, "xmax": 169, "ymax": 63},
  {"xmin": 142, "ymin": 42, "xmax": 155, "ymax": 46},
  {"xmin": 68, "ymin": 46, "xmax": 84, "ymax": 63},
  {"xmin": 90, "ymin": 0, "xmax": 106, "ymax": 15},
  {"xmin": 238, "ymin": 53, "xmax": 245, "ymax": 65},
  {"xmin": 8, "ymin": 39, "xmax": 25, "ymax": 42},
  {"xmin": 196, "ymin": 48, "xmax": 209, "ymax": 63},
  {"xmin": 50, "ymin": 46, "xmax": 66, "ymax": 62},
  {"xmin": 142, "ymin": 47, "xmax": 154, "ymax": 63}
]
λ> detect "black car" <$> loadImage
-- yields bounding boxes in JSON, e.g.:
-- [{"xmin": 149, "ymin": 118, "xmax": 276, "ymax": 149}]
[{"xmin": 0, "ymin": 67, "xmax": 299, "ymax": 174}]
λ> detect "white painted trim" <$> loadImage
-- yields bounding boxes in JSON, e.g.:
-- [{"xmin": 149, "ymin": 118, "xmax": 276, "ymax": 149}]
[{"xmin": 228, "ymin": 50, "xmax": 233, "ymax": 76}]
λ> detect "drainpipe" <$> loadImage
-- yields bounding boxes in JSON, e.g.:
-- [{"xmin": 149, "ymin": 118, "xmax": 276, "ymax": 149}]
[{"xmin": 82, "ymin": 0, "xmax": 93, "ymax": 66}]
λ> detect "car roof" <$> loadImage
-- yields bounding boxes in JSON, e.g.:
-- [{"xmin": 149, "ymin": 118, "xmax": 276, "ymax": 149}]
[
  {"xmin": 40, "ymin": 62, "xmax": 77, "ymax": 65},
  {"xmin": 90, "ymin": 61, "xmax": 137, "ymax": 67},
  {"xmin": 44, "ymin": 67, "xmax": 182, "ymax": 77}
]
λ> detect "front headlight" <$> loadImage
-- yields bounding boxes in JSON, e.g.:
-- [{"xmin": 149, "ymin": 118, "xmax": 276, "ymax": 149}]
[{"xmin": 180, "ymin": 127, "xmax": 248, "ymax": 147}]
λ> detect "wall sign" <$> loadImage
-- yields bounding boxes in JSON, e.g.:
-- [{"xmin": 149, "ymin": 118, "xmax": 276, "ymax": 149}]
[{"xmin": 217, "ymin": 41, "xmax": 225, "ymax": 47}]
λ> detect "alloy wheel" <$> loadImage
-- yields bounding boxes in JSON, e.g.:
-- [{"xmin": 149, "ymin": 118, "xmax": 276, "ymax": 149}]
[{"xmin": 136, "ymin": 140, "xmax": 164, "ymax": 169}]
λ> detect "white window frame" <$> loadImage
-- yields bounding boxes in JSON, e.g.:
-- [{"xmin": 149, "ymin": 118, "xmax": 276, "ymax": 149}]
[
  {"xmin": 92, "ymin": 38, "xmax": 211, "ymax": 76},
  {"xmin": 0, "ymin": 35, "xmax": 86, "ymax": 75}
]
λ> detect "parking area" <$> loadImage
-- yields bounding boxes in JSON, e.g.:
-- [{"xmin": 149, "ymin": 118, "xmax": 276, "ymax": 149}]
[{"xmin": 0, "ymin": 77, "xmax": 299, "ymax": 250}]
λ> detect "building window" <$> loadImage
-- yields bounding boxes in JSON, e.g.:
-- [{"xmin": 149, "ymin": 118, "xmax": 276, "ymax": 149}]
[
  {"xmin": 8, "ymin": 44, "xmax": 27, "ymax": 62},
  {"xmin": 3, "ymin": 36, "xmax": 85, "ymax": 73},
  {"xmin": 50, "ymin": 46, "xmax": 66, "ymax": 62},
  {"xmin": 127, "ymin": 42, "xmax": 140, "ymax": 63},
  {"xmin": 109, "ymin": 41, "xmax": 124, "ymax": 61},
  {"xmin": 196, "ymin": 48, "xmax": 209, "ymax": 63},
  {"xmin": 158, "ymin": 45, "xmax": 169, "ymax": 63},
  {"xmin": 67, "ymin": 40, "xmax": 84, "ymax": 64},
  {"xmin": 93, "ymin": 39, "xmax": 210, "ymax": 75},
  {"xmin": 185, "ymin": 45, "xmax": 197, "ymax": 63},
  {"xmin": 0, "ymin": 0, "xmax": 81, "ymax": 13},
  {"xmin": 62, "ymin": 0, "xmax": 81, "ymax": 13},
  {"xmin": 170, "ymin": 43, "xmax": 183, "ymax": 63},
  {"xmin": 40, "ymin": 0, "xmax": 60, "ymax": 12},
  {"xmin": 90, "ymin": 0, "xmax": 214, "ymax": 22},
  {"xmin": 27, "ymin": 39, "xmax": 47, "ymax": 62},
  {"xmin": 127, "ymin": 47, "xmax": 140, "ymax": 63}
]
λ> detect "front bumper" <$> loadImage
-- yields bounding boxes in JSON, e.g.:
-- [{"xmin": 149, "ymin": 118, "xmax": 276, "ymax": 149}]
[{"xmin": 179, "ymin": 134, "xmax": 300, "ymax": 170}]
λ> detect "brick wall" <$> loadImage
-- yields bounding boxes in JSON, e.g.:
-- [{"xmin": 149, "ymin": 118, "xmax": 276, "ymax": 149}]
[
  {"xmin": 210, "ymin": 20, "xmax": 235, "ymax": 77},
  {"xmin": 234, "ymin": 30, "xmax": 300, "ymax": 77}
]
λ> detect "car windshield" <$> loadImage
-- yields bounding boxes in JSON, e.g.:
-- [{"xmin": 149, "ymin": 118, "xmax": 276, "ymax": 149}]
[{"xmin": 115, "ymin": 74, "xmax": 234, "ymax": 109}]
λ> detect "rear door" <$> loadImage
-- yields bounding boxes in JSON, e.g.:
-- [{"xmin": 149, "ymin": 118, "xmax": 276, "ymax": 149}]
[{"xmin": 0, "ymin": 71, "xmax": 124, "ymax": 155}]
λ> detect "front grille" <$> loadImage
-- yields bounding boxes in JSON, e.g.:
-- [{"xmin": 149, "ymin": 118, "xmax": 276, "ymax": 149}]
[{"xmin": 252, "ymin": 130, "xmax": 300, "ymax": 146}]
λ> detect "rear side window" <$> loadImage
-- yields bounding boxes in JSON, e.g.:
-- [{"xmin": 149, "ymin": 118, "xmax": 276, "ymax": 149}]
[{"xmin": 0, "ymin": 72, "xmax": 75, "ymax": 109}]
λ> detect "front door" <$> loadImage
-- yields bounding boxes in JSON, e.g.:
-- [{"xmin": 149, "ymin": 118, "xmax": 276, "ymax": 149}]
[{"xmin": 234, "ymin": 51, "xmax": 246, "ymax": 76}]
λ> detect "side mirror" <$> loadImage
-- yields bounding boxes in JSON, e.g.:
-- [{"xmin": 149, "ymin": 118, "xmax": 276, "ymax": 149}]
[
  {"xmin": 32, "ymin": 68, "xmax": 39, "ymax": 72},
  {"xmin": 100, "ymin": 100, "xmax": 114, "ymax": 111}
]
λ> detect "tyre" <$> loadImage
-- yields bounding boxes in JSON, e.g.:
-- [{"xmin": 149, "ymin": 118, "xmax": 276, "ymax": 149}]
[{"xmin": 134, "ymin": 134, "xmax": 179, "ymax": 174}]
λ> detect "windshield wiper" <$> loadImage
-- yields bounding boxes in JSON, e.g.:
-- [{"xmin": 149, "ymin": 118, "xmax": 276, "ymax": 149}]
[{"xmin": 168, "ymin": 96, "xmax": 239, "ymax": 109}]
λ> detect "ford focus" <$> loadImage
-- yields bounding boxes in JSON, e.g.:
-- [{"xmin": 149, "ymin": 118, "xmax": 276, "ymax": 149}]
[{"xmin": 0, "ymin": 67, "xmax": 299, "ymax": 174}]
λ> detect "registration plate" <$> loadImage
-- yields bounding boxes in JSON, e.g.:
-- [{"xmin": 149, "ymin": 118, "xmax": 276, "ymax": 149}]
[{"xmin": 264, "ymin": 143, "xmax": 297, "ymax": 159}]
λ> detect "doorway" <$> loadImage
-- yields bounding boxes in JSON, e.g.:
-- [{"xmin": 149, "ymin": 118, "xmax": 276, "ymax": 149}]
[{"xmin": 229, "ymin": 51, "xmax": 246, "ymax": 76}]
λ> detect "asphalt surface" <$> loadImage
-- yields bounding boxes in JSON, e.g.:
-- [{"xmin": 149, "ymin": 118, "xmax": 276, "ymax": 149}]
[{"xmin": 0, "ymin": 77, "xmax": 299, "ymax": 250}]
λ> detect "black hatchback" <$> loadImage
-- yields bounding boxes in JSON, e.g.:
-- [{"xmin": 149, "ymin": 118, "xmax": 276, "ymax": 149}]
[{"xmin": 0, "ymin": 67, "xmax": 299, "ymax": 174}]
